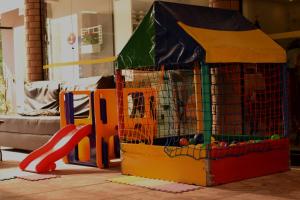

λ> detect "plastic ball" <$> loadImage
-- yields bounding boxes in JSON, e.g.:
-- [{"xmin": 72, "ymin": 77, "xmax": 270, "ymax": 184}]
[
  {"xmin": 189, "ymin": 138, "xmax": 196, "ymax": 145},
  {"xmin": 210, "ymin": 142, "xmax": 218, "ymax": 151},
  {"xmin": 211, "ymin": 136, "xmax": 216, "ymax": 143},
  {"xmin": 229, "ymin": 143, "xmax": 237, "ymax": 147},
  {"xmin": 211, "ymin": 143, "xmax": 219, "ymax": 149},
  {"xmin": 239, "ymin": 142, "xmax": 247, "ymax": 146},
  {"xmin": 219, "ymin": 141, "xmax": 228, "ymax": 148},
  {"xmin": 179, "ymin": 138, "xmax": 189, "ymax": 146},
  {"xmin": 271, "ymin": 134, "xmax": 280, "ymax": 140},
  {"xmin": 194, "ymin": 134, "xmax": 204, "ymax": 144},
  {"xmin": 231, "ymin": 140, "xmax": 238, "ymax": 145}
]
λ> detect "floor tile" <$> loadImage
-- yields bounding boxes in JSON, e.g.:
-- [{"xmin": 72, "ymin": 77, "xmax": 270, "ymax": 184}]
[{"xmin": 1, "ymin": 150, "xmax": 300, "ymax": 200}]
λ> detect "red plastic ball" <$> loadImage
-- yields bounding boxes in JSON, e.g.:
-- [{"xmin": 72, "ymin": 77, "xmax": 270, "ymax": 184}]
[
  {"xmin": 219, "ymin": 141, "xmax": 228, "ymax": 148},
  {"xmin": 179, "ymin": 138, "xmax": 189, "ymax": 146}
]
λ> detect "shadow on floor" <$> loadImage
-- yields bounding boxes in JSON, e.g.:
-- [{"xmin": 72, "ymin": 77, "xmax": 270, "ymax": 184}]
[
  {"xmin": 2, "ymin": 148, "xmax": 31, "ymax": 154},
  {"xmin": 216, "ymin": 170, "xmax": 300, "ymax": 199},
  {"xmin": 52, "ymin": 166, "xmax": 121, "ymax": 176}
]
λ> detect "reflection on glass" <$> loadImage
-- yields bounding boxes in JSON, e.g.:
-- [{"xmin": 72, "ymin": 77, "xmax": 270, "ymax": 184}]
[
  {"xmin": 46, "ymin": 0, "xmax": 114, "ymax": 81},
  {"xmin": 46, "ymin": 0, "xmax": 209, "ymax": 81}
]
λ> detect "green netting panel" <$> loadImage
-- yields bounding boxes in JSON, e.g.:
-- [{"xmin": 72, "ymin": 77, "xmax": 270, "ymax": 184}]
[{"xmin": 116, "ymin": 63, "xmax": 286, "ymax": 160}]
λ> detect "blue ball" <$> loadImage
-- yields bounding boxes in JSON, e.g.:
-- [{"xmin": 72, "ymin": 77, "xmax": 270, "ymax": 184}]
[{"xmin": 194, "ymin": 134, "xmax": 204, "ymax": 144}]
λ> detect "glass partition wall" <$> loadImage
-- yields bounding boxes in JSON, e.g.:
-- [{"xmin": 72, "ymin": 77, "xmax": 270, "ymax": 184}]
[
  {"xmin": 46, "ymin": 0, "xmax": 209, "ymax": 81},
  {"xmin": 46, "ymin": 0, "xmax": 114, "ymax": 81}
]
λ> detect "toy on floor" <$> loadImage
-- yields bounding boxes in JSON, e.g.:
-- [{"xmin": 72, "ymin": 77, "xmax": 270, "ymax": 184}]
[
  {"xmin": 60, "ymin": 90, "xmax": 120, "ymax": 169},
  {"xmin": 19, "ymin": 124, "xmax": 91, "ymax": 173},
  {"xmin": 19, "ymin": 89, "xmax": 120, "ymax": 173}
]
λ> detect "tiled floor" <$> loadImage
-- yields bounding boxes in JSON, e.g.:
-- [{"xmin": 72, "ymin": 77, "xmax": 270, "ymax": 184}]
[{"xmin": 0, "ymin": 149, "xmax": 299, "ymax": 200}]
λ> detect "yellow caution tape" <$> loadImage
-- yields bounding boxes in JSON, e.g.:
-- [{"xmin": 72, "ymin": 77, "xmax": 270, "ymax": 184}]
[{"xmin": 43, "ymin": 56, "xmax": 116, "ymax": 69}]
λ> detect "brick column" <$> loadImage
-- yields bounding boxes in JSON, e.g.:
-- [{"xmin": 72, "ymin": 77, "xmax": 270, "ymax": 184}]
[
  {"xmin": 25, "ymin": 0, "xmax": 45, "ymax": 81},
  {"xmin": 209, "ymin": 0, "xmax": 240, "ymax": 11}
]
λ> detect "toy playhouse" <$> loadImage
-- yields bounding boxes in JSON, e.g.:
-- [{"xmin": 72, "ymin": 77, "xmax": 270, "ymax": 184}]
[
  {"xmin": 19, "ymin": 88, "xmax": 121, "ymax": 173},
  {"xmin": 115, "ymin": 1, "xmax": 288, "ymax": 186},
  {"xmin": 59, "ymin": 90, "xmax": 120, "ymax": 169}
]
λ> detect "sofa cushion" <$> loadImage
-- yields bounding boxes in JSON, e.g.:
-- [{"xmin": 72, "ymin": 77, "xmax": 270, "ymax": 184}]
[
  {"xmin": 20, "ymin": 76, "xmax": 115, "ymax": 117},
  {"xmin": 21, "ymin": 81, "xmax": 60, "ymax": 116},
  {"xmin": 0, "ymin": 115, "xmax": 60, "ymax": 136}
]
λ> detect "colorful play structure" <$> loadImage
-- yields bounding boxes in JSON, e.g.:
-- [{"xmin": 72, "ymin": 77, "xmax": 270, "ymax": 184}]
[
  {"xmin": 115, "ymin": 1, "xmax": 289, "ymax": 186},
  {"xmin": 20, "ymin": 1, "xmax": 289, "ymax": 186},
  {"xmin": 20, "ymin": 89, "xmax": 120, "ymax": 173}
]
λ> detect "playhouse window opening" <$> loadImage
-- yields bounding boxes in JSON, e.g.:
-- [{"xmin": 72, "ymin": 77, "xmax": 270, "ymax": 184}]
[
  {"xmin": 128, "ymin": 92, "xmax": 145, "ymax": 118},
  {"xmin": 72, "ymin": 94, "xmax": 91, "ymax": 119}
]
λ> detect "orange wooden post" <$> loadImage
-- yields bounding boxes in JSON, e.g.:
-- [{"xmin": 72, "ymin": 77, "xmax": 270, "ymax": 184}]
[
  {"xmin": 59, "ymin": 91, "xmax": 67, "ymax": 128},
  {"xmin": 116, "ymin": 70, "xmax": 125, "ymax": 140},
  {"xmin": 94, "ymin": 89, "xmax": 119, "ymax": 168},
  {"xmin": 94, "ymin": 90, "xmax": 103, "ymax": 168}
]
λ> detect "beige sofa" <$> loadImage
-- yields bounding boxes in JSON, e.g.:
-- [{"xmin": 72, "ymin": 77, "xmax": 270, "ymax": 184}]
[{"xmin": 0, "ymin": 115, "xmax": 60, "ymax": 150}]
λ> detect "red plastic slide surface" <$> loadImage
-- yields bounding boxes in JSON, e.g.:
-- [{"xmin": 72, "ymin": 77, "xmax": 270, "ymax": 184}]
[{"xmin": 19, "ymin": 124, "xmax": 92, "ymax": 173}]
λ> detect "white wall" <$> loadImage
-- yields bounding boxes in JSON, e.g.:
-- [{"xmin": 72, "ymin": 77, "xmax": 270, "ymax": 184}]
[{"xmin": 114, "ymin": 0, "xmax": 132, "ymax": 55}]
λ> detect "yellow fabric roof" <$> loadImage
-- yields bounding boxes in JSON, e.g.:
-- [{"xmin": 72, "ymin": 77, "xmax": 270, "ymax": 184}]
[{"xmin": 178, "ymin": 22, "xmax": 287, "ymax": 63}]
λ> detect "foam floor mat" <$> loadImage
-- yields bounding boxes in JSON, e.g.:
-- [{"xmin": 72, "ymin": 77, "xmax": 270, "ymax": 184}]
[
  {"xmin": 15, "ymin": 172, "xmax": 59, "ymax": 181},
  {"xmin": 0, "ymin": 174, "xmax": 16, "ymax": 181},
  {"xmin": 108, "ymin": 175, "xmax": 201, "ymax": 193},
  {"xmin": 0, "ymin": 168, "xmax": 59, "ymax": 182}
]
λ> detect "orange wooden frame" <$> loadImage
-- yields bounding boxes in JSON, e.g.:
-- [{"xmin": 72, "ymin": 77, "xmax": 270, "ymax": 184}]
[
  {"xmin": 122, "ymin": 88, "xmax": 157, "ymax": 144},
  {"xmin": 94, "ymin": 89, "xmax": 119, "ymax": 168}
]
